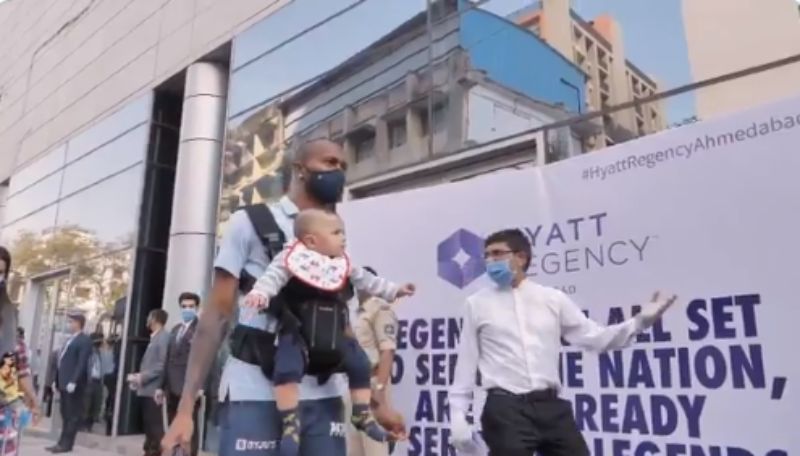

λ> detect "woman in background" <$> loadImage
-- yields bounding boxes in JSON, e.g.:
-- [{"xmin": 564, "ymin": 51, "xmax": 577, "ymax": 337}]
[{"xmin": 0, "ymin": 246, "xmax": 41, "ymax": 454}]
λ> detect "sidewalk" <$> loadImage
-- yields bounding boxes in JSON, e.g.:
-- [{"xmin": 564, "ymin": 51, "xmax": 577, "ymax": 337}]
[{"xmin": 19, "ymin": 435, "xmax": 117, "ymax": 456}]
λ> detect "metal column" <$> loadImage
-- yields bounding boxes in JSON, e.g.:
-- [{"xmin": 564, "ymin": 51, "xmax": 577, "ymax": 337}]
[{"xmin": 161, "ymin": 62, "xmax": 228, "ymax": 324}]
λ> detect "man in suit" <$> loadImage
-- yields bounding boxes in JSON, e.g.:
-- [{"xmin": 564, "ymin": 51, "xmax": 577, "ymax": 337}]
[
  {"xmin": 127, "ymin": 309, "xmax": 170, "ymax": 456},
  {"xmin": 155, "ymin": 292, "xmax": 202, "ymax": 456},
  {"xmin": 48, "ymin": 310, "xmax": 92, "ymax": 454}
]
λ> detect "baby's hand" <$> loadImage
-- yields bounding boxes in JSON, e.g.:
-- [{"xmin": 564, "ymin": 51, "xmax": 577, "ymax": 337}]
[
  {"xmin": 244, "ymin": 291, "xmax": 269, "ymax": 310},
  {"xmin": 396, "ymin": 283, "xmax": 416, "ymax": 298}
]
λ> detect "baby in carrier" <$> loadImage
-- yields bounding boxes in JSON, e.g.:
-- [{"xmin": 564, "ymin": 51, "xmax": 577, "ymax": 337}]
[
  {"xmin": 0, "ymin": 352, "xmax": 22, "ymax": 412},
  {"xmin": 244, "ymin": 208, "xmax": 414, "ymax": 456},
  {"xmin": 0, "ymin": 351, "xmax": 25, "ymax": 455}
]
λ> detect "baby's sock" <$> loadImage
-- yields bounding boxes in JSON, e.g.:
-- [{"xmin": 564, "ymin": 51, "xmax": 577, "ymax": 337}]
[
  {"xmin": 351, "ymin": 403, "xmax": 388, "ymax": 442},
  {"xmin": 279, "ymin": 408, "xmax": 300, "ymax": 456}
]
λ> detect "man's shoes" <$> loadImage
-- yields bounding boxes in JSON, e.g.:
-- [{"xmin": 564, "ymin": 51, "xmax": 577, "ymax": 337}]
[
  {"xmin": 49, "ymin": 446, "xmax": 71, "ymax": 453},
  {"xmin": 45, "ymin": 445, "xmax": 59, "ymax": 452}
]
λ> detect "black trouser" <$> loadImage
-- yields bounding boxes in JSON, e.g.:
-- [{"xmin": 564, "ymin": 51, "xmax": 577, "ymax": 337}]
[
  {"xmin": 84, "ymin": 378, "xmax": 103, "ymax": 430},
  {"xmin": 57, "ymin": 388, "xmax": 85, "ymax": 450},
  {"xmin": 480, "ymin": 388, "xmax": 589, "ymax": 456},
  {"xmin": 103, "ymin": 374, "xmax": 116, "ymax": 435},
  {"xmin": 166, "ymin": 392, "xmax": 200, "ymax": 456},
  {"xmin": 142, "ymin": 397, "xmax": 165, "ymax": 456},
  {"xmin": 273, "ymin": 333, "xmax": 371, "ymax": 390}
]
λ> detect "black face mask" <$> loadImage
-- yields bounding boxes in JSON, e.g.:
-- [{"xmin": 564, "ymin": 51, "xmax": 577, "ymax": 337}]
[{"xmin": 305, "ymin": 169, "xmax": 346, "ymax": 205}]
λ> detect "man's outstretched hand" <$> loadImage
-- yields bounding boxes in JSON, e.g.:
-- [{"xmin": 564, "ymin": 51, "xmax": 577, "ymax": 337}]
[
  {"xmin": 637, "ymin": 291, "xmax": 678, "ymax": 329},
  {"xmin": 161, "ymin": 412, "xmax": 194, "ymax": 455},
  {"xmin": 373, "ymin": 403, "xmax": 407, "ymax": 442}
]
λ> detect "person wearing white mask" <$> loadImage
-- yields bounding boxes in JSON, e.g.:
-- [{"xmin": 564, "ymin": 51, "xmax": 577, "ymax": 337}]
[
  {"xmin": 156, "ymin": 292, "xmax": 203, "ymax": 456},
  {"xmin": 449, "ymin": 229, "xmax": 677, "ymax": 456}
]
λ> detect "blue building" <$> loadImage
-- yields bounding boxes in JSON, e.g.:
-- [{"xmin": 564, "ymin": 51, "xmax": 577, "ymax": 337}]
[{"xmin": 223, "ymin": 0, "xmax": 596, "ymax": 203}]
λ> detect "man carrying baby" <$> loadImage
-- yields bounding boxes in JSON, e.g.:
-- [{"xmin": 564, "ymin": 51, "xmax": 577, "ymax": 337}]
[
  {"xmin": 243, "ymin": 209, "xmax": 414, "ymax": 456},
  {"xmin": 162, "ymin": 139, "xmax": 406, "ymax": 456}
]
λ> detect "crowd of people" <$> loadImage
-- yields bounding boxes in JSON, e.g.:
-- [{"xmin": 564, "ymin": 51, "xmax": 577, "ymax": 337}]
[
  {"xmin": 1, "ymin": 138, "xmax": 677, "ymax": 456},
  {"xmin": 159, "ymin": 139, "xmax": 677, "ymax": 456}
]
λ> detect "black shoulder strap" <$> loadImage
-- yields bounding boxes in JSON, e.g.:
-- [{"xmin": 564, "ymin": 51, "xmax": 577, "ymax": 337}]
[{"xmin": 241, "ymin": 204, "xmax": 286, "ymax": 260}]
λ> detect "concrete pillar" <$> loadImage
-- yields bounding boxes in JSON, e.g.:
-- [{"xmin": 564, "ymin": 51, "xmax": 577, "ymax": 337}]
[
  {"xmin": 374, "ymin": 119, "xmax": 389, "ymax": 165},
  {"xmin": 162, "ymin": 62, "xmax": 228, "ymax": 326}
]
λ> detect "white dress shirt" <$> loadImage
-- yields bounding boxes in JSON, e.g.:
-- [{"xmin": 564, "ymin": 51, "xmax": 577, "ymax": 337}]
[
  {"xmin": 449, "ymin": 279, "xmax": 642, "ymax": 416},
  {"xmin": 176, "ymin": 321, "xmax": 191, "ymax": 341}
]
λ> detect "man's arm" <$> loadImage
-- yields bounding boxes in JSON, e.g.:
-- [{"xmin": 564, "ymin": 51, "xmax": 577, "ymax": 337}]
[
  {"xmin": 70, "ymin": 337, "xmax": 92, "ymax": 385},
  {"xmin": 371, "ymin": 303, "xmax": 399, "ymax": 405},
  {"xmin": 161, "ymin": 330, "xmax": 175, "ymax": 390},
  {"xmin": 561, "ymin": 291, "xmax": 677, "ymax": 352},
  {"xmin": 449, "ymin": 299, "xmax": 480, "ymax": 418},
  {"xmin": 559, "ymin": 292, "xmax": 640, "ymax": 352},
  {"xmin": 175, "ymin": 209, "xmax": 251, "ymax": 416},
  {"xmin": 177, "ymin": 269, "xmax": 237, "ymax": 416},
  {"xmin": 140, "ymin": 334, "xmax": 169, "ymax": 387}
]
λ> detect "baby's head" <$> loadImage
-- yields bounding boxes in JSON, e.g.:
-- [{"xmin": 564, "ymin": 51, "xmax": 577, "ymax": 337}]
[
  {"xmin": 1, "ymin": 352, "xmax": 14, "ymax": 370},
  {"xmin": 294, "ymin": 209, "xmax": 346, "ymax": 257}
]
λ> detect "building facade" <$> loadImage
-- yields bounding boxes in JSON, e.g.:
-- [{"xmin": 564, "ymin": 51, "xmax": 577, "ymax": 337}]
[
  {"xmin": 682, "ymin": 0, "xmax": 800, "ymax": 119},
  {"xmin": 221, "ymin": 3, "xmax": 591, "ymax": 209},
  {"xmin": 513, "ymin": 0, "xmax": 667, "ymax": 148},
  {"xmin": 0, "ymin": 0, "xmax": 659, "ymax": 445}
]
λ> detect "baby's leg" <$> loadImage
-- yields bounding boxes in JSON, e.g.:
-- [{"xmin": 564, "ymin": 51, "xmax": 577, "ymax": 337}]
[
  {"xmin": 273, "ymin": 332, "xmax": 307, "ymax": 456},
  {"xmin": 342, "ymin": 337, "xmax": 388, "ymax": 442}
]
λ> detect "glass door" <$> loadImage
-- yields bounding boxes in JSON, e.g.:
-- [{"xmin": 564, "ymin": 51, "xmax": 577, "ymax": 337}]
[{"xmin": 29, "ymin": 274, "xmax": 70, "ymax": 403}]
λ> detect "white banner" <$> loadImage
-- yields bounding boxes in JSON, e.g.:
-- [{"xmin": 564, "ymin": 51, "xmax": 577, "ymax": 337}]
[{"xmin": 340, "ymin": 95, "xmax": 800, "ymax": 456}]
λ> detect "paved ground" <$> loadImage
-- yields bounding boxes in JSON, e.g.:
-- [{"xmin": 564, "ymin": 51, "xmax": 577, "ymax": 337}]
[{"xmin": 18, "ymin": 435, "xmax": 118, "ymax": 456}]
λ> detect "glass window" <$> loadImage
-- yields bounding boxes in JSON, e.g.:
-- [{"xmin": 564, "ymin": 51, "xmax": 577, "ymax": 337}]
[
  {"xmin": 3, "ymin": 205, "xmax": 58, "ymax": 299},
  {"xmin": 61, "ymin": 125, "xmax": 148, "ymax": 197},
  {"xmin": 56, "ymin": 164, "xmax": 144, "ymax": 252},
  {"xmin": 388, "ymin": 119, "xmax": 407, "ymax": 149},
  {"xmin": 66, "ymin": 94, "xmax": 152, "ymax": 163},
  {"xmin": 233, "ymin": 0, "xmax": 362, "ymax": 69},
  {"xmin": 348, "ymin": 127, "xmax": 376, "ymax": 162},
  {"xmin": 67, "ymin": 248, "xmax": 131, "ymax": 436},
  {"xmin": 219, "ymin": 110, "xmax": 288, "ymax": 230},
  {"xmin": 9, "ymin": 145, "xmax": 66, "ymax": 196},
  {"xmin": 228, "ymin": 0, "xmax": 426, "ymax": 116},
  {"xmin": 4, "ymin": 173, "xmax": 62, "ymax": 224},
  {"xmin": 70, "ymin": 250, "xmax": 133, "ymax": 331},
  {"xmin": 2, "ymin": 204, "xmax": 57, "ymax": 247}
]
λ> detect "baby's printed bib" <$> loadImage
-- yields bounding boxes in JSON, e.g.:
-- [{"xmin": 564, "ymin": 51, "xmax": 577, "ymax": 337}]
[{"xmin": 284, "ymin": 241, "xmax": 351, "ymax": 291}]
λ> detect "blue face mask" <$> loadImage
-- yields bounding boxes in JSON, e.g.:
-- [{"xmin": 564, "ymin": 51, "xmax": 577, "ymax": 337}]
[
  {"xmin": 306, "ymin": 169, "xmax": 346, "ymax": 205},
  {"xmin": 486, "ymin": 259, "xmax": 515, "ymax": 288},
  {"xmin": 180, "ymin": 308, "xmax": 197, "ymax": 323}
]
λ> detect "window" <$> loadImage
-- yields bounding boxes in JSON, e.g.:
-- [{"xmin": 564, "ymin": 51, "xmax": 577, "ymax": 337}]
[
  {"xmin": 9, "ymin": 145, "xmax": 66, "ymax": 195},
  {"xmin": 420, "ymin": 101, "xmax": 449, "ymax": 136},
  {"xmin": 61, "ymin": 125, "xmax": 148, "ymax": 196},
  {"xmin": 388, "ymin": 119, "xmax": 407, "ymax": 149},
  {"xmin": 348, "ymin": 128, "xmax": 376, "ymax": 162},
  {"xmin": 56, "ymin": 164, "xmax": 145, "ymax": 250},
  {"xmin": 5, "ymin": 173, "xmax": 62, "ymax": 223},
  {"xmin": 354, "ymin": 137, "xmax": 375, "ymax": 162},
  {"xmin": 67, "ymin": 94, "xmax": 151, "ymax": 163}
]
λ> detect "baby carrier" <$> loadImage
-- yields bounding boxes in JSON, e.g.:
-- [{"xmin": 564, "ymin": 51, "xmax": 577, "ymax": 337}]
[{"xmin": 229, "ymin": 205, "xmax": 350, "ymax": 384}]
